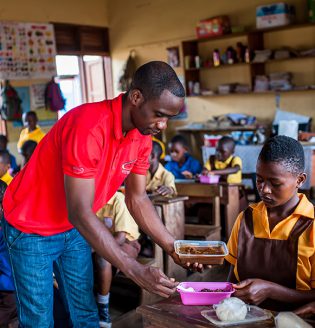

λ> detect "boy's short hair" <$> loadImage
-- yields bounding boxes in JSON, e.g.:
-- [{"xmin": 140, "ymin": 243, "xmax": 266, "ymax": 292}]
[
  {"xmin": 170, "ymin": 134, "xmax": 189, "ymax": 149},
  {"xmin": 26, "ymin": 111, "xmax": 38, "ymax": 120},
  {"xmin": 258, "ymin": 135, "xmax": 305, "ymax": 175},
  {"xmin": 218, "ymin": 136, "xmax": 235, "ymax": 150},
  {"xmin": 152, "ymin": 141, "xmax": 163, "ymax": 159},
  {"xmin": 0, "ymin": 180, "xmax": 7, "ymax": 203},
  {"xmin": 0, "ymin": 150, "xmax": 11, "ymax": 165},
  {"xmin": 0, "ymin": 135, "xmax": 8, "ymax": 145},
  {"xmin": 21, "ymin": 140, "xmax": 37, "ymax": 155}
]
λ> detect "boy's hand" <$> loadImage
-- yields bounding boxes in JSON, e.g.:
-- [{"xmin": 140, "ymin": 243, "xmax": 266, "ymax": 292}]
[
  {"xmin": 182, "ymin": 170, "xmax": 193, "ymax": 179},
  {"xmin": 233, "ymin": 279, "xmax": 272, "ymax": 305},
  {"xmin": 156, "ymin": 185, "xmax": 173, "ymax": 196},
  {"xmin": 201, "ymin": 168, "xmax": 209, "ymax": 176},
  {"xmin": 294, "ymin": 301, "xmax": 315, "ymax": 316},
  {"xmin": 120, "ymin": 240, "xmax": 141, "ymax": 259}
]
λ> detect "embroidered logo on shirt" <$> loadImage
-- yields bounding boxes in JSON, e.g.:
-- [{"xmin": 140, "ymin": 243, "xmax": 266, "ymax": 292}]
[
  {"xmin": 72, "ymin": 166, "xmax": 85, "ymax": 174},
  {"xmin": 121, "ymin": 160, "xmax": 136, "ymax": 175}
]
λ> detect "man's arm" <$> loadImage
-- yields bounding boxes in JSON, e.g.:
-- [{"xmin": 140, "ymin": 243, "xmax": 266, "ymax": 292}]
[
  {"xmin": 125, "ymin": 173, "xmax": 175, "ymax": 256},
  {"xmin": 125, "ymin": 173, "xmax": 202, "ymax": 270},
  {"xmin": 64, "ymin": 175, "xmax": 177, "ymax": 297}
]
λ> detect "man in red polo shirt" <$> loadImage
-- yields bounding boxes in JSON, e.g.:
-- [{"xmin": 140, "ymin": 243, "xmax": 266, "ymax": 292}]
[{"xmin": 2, "ymin": 61, "xmax": 186, "ymax": 327}]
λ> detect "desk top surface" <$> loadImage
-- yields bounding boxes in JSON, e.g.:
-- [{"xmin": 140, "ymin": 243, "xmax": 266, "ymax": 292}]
[{"xmin": 137, "ymin": 296, "xmax": 274, "ymax": 328}]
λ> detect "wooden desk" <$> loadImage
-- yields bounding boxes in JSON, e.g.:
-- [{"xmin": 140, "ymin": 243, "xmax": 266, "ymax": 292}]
[
  {"xmin": 137, "ymin": 296, "xmax": 274, "ymax": 328},
  {"xmin": 175, "ymin": 182, "xmax": 240, "ymax": 239},
  {"xmin": 152, "ymin": 196, "xmax": 188, "ymax": 280}
]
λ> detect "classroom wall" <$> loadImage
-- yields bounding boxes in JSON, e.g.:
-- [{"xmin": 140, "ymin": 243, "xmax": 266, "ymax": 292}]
[
  {"xmin": 0, "ymin": 0, "xmax": 109, "ymax": 27},
  {"xmin": 108, "ymin": 0, "xmax": 315, "ymax": 138}
]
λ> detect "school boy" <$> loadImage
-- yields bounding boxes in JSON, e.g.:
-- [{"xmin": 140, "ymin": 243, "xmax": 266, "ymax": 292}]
[
  {"xmin": 0, "ymin": 180, "xmax": 17, "ymax": 327},
  {"xmin": 203, "ymin": 136, "xmax": 242, "ymax": 183},
  {"xmin": 0, "ymin": 151, "xmax": 12, "ymax": 185},
  {"xmin": 165, "ymin": 135, "xmax": 202, "ymax": 179},
  {"xmin": 21, "ymin": 140, "xmax": 37, "ymax": 166},
  {"xmin": 146, "ymin": 141, "xmax": 176, "ymax": 196},
  {"xmin": 0, "ymin": 135, "xmax": 18, "ymax": 174},
  {"xmin": 17, "ymin": 111, "xmax": 45, "ymax": 152},
  {"xmin": 226, "ymin": 136, "xmax": 315, "ymax": 311},
  {"xmin": 95, "ymin": 192, "xmax": 140, "ymax": 327}
]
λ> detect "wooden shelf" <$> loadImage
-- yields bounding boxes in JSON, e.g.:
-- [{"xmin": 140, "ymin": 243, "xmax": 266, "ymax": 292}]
[
  {"xmin": 251, "ymin": 22, "xmax": 315, "ymax": 34},
  {"xmin": 182, "ymin": 21, "xmax": 315, "ymax": 96},
  {"xmin": 185, "ymin": 22, "xmax": 315, "ymax": 44},
  {"xmin": 186, "ymin": 62, "xmax": 249, "ymax": 71},
  {"xmin": 251, "ymin": 55, "xmax": 315, "ymax": 65},
  {"xmin": 187, "ymin": 89, "xmax": 315, "ymax": 98}
]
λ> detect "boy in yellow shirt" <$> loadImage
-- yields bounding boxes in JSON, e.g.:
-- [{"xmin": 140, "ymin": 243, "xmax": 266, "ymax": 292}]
[
  {"xmin": 17, "ymin": 111, "xmax": 45, "ymax": 152},
  {"xmin": 94, "ymin": 191, "xmax": 140, "ymax": 327},
  {"xmin": 226, "ymin": 136, "xmax": 315, "ymax": 311},
  {"xmin": 0, "ymin": 151, "xmax": 12, "ymax": 185},
  {"xmin": 146, "ymin": 141, "xmax": 176, "ymax": 196},
  {"xmin": 203, "ymin": 136, "xmax": 242, "ymax": 184}
]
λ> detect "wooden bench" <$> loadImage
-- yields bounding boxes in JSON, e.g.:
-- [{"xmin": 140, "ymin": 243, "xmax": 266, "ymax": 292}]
[{"xmin": 151, "ymin": 196, "xmax": 188, "ymax": 281}]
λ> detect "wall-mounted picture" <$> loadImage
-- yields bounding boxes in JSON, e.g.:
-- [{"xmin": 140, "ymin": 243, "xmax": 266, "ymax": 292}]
[{"xmin": 167, "ymin": 46, "xmax": 180, "ymax": 67}]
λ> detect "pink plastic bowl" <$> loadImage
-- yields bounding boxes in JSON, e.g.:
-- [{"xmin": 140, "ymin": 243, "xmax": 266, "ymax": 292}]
[
  {"xmin": 199, "ymin": 175, "xmax": 220, "ymax": 184},
  {"xmin": 177, "ymin": 282, "xmax": 234, "ymax": 305}
]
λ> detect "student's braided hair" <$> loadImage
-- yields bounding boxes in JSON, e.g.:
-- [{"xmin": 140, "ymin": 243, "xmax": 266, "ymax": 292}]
[{"xmin": 258, "ymin": 135, "xmax": 305, "ymax": 175}]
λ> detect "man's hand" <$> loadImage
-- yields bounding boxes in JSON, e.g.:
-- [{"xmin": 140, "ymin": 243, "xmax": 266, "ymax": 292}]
[
  {"xmin": 182, "ymin": 170, "xmax": 193, "ymax": 179},
  {"xmin": 127, "ymin": 262, "xmax": 178, "ymax": 298},
  {"xmin": 233, "ymin": 279, "xmax": 272, "ymax": 305},
  {"xmin": 294, "ymin": 302, "xmax": 315, "ymax": 316},
  {"xmin": 156, "ymin": 185, "xmax": 173, "ymax": 196}
]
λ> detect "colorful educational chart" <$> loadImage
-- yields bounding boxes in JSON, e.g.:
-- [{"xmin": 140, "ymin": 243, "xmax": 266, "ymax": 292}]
[
  {"xmin": 25, "ymin": 23, "xmax": 56, "ymax": 78},
  {"xmin": 0, "ymin": 22, "xmax": 28, "ymax": 79},
  {"xmin": 0, "ymin": 21, "xmax": 56, "ymax": 79}
]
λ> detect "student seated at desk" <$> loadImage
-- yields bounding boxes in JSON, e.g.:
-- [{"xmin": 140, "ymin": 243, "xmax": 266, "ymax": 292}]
[
  {"xmin": 0, "ymin": 151, "xmax": 13, "ymax": 185},
  {"xmin": 146, "ymin": 141, "xmax": 176, "ymax": 196},
  {"xmin": 225, "ymin": 136, "xmax": 315, "ymax": 311},
  {"xmin": 0, "ymin": 135, "xmax": 18, "ymax": 174},
  {"xmin": 94, "ymin": 191, "xmax": 141, "ymax": 328},
  {"xmin": 203, "ymin": 136, "xmax": 242, "ymax": 184},
  {"xmin": 165, "ymin": 134, "xmax": 202, "ymax": 179},
  {"xmin": 21, "ymin": 140, "xmax": 37, "ymax": 167}
]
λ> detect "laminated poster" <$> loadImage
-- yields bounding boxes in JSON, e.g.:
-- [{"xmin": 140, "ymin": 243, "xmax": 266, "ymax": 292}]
[{"xmin": 0, "ymin": 21, "xmax": 56, "ymax": 79}]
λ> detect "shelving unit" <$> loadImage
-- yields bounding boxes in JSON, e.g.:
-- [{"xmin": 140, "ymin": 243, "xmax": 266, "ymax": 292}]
[{"xmin": 182, "ymin": 22, "xmax": 315, "ymax": 97}]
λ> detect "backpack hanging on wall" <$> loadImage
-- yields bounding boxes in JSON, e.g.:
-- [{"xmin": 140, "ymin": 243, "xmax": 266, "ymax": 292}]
[
  {"xmin": 0, "ymin": 80, "xmax": 22, "ymax": 121},
  {"xmin": 45, "ymin": 78, "xmax": 66, "ymax": 112}
]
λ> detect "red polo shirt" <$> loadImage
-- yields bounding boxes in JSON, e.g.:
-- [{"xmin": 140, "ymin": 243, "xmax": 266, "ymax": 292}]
[{"xmin": 3, "ymin": 95, "xmax": 152, "ymax": 236}]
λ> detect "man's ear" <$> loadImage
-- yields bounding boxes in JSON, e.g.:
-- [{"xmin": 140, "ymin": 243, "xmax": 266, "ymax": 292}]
[
  {"xmin": 128, "ymin": 89, "xmax": 144, "ymax": 107},
  {"xmin": 297, "ymin": 172, "xmax": 307, "ymax": 189}
]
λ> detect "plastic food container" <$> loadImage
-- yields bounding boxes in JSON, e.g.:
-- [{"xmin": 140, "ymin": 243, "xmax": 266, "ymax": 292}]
[
  {"xmin": 177, "ymin": 282, "xmax": 234, "ymax": 306},
  {"xmin": 200, "ymin": 174, "xmax": 220, "ymax": 184},
  {"xmin": 174, "ymin": 240, "xmax": 228, "ymax": 265},
  {"xmin": 201, "ymin": 305, "xmax": 273, "ymax": 326}
]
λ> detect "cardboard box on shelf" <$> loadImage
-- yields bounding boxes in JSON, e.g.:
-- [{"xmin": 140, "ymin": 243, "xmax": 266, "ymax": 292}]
[
  {"xmin": 196, "ymin": 16, "xmax": 231, "ymax": 39},
  {"xmin": 256, "ymin": 3, "xmax": 292, "ymax": 29}
]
